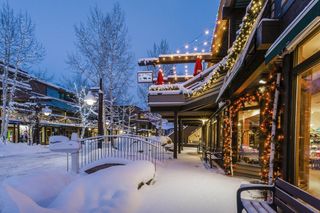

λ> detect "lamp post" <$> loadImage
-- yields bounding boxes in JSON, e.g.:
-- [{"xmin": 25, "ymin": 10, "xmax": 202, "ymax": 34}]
[
  {"xmin": 84, "ymin": 78, "xmax": 104, "ymax": 148},
  {"xmin": 31, "ymin": 97, "xmax": 52, "ymax": 145}
]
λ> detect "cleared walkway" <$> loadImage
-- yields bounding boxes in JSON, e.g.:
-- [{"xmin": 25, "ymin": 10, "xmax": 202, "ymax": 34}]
[{"xmin": 137, "ymin": 147, "xmax": 248, "ymax": 213}]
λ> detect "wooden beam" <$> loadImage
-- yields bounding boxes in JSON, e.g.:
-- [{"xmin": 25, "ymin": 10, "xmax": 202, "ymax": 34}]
[{"xmin": 138, "ymin": 53, "xmax": 222, "ymax": 66}]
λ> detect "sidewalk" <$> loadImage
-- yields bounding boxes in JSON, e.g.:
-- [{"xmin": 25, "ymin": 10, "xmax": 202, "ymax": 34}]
[{"xmin": 137, "ymin": 147, "xmax": 248, "ymax": 213}]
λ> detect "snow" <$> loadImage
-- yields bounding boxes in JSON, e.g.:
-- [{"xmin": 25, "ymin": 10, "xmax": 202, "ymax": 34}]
[
  {"xmin": 1, "ymin": 160, "xmax": 155, "ymax": 213},
  {"xmin": 0, "ymin": 143, "xmax": 51, "ymax": 157},
  {"xmin": 137, "ymin": 147, "xmax": 249, "ymax": 213},
  {"xmin": 79, "ymin": 157, "xmax": 131, "ymax": 173},
  {"xmin": 0, "ymin": 144, "xmax": 251, "ymax": 213},
  {"xmin": 1, "ymin": 171, "xmax": 75, "ymax": 209},
  {"xmin": 149, "ymin": 136, "xmax": 172, "ymax": 145},
  {"xmin": 49, "ymin": 161, "xmax": 155, "ymax": 213}
]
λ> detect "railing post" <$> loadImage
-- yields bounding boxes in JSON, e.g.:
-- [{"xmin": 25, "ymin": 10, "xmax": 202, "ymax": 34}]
[{"xmin": 71, "ymin": 151, "xmax": 80, "ymax": 174}]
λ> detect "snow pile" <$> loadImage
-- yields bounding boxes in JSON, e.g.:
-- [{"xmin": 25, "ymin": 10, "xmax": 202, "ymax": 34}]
[
  {"xmin": 49, "ymin": 161, "xmax": 155, "ymax": 213},
  {"xmin": 80, "ymin": 157, "xmax": 131, "ymax": 173},
  {"xmin": 149, "ymin": 136, "xmax": 171, "ymax": 145},
  {"xmin": 1, "ymin": 161, "xmax": 155, "ymax": 213},
  {"xmin": 0, "ymin": 171, "xmax": 75, "ymax": 213},
  {"xmin": 0, "ymin": 143, "xmax": 49, "ymax": 157}
]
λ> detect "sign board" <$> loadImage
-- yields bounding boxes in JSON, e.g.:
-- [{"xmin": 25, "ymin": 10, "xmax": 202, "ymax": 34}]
[{"xmin": 137, "ymin": 71, "xmax": 153, "ymax": 83}]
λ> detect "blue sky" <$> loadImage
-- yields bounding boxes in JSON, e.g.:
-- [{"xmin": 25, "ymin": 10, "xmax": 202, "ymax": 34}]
[{"xmin": 4, "ymin": 0, "xmax": 218, "ymax": 83}]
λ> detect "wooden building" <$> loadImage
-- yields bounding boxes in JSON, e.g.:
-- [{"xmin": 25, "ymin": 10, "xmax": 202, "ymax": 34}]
[{"xmin": 140, "ymin": 0, "xmax": 320, "ymax": 199}]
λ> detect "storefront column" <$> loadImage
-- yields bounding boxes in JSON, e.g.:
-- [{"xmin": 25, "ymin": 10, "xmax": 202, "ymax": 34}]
[
  {"xmin": 282, "ymin": 53, "xmax": 294, "ymax": 183},
  {"xmin": 17, "ymin": 124, "xmax": 20, "ymax": 143},
  {"xmin": 178, "ymin": 118, "xmax": 183, "ymax": 153},
  {"xmin": 180, "ymin": 119, "xmax": 184, "ymax": 151},
  {"xmin": 13, "ymin": 124, "xmax": 16, "ymax": 143},
  {"xmin": 173, "ymin": 111, "xmax": 178, "ymax": 159}
]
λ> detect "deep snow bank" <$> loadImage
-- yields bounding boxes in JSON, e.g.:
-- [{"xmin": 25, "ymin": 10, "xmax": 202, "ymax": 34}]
[
  {"xmin": 1, "ymin": 160, "xmax": 155, "ymax": 213},
  {"xmin": 0, "ymin": 171, "xmax": 75, "ymax": 213},
  {"xmin": 49, "ymin": 161, "xmax": 155, "ymax": 213}
]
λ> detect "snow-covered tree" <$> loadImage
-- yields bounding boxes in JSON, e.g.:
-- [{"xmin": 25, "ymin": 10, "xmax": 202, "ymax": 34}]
[
  {"xmin": 67, "ymin": 3, "xmax": 134, "ymax": 135},
  {"xmin": 74, "ymin": 84, "xmax": 94, "ymax": 139},
  {"xmin": 0, "ymin": 2, "xmax": 44, "ymax": 144}
]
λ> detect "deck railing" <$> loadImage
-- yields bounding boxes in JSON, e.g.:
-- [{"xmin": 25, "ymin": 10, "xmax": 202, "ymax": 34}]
[{"xmin": 78, "ymin": 135, "xmax": 166, "ymax": 170}]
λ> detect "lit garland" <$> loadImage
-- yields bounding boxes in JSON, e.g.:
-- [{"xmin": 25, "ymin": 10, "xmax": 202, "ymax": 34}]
[
  {"xmin": 222, "ymin": 70, "xmax": 283, "ymax": 182},
  {"xmin": 149, "ymin": 0, "xmax": 266, "ymax": 98}
]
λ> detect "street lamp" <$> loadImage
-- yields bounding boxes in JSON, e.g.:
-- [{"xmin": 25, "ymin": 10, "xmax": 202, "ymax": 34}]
[
  {"xmin": 42, "ymin": 106, "xmax": 52, "ymax": 116},
  {"xmin": 84, "ymin": 91, "xmax": 97, "ymax": 106},
  {"xmin": 84, "ymin": 78, "xmax": 104, "ymax": 148}
]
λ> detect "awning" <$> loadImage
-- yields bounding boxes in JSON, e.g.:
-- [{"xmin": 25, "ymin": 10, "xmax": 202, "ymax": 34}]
[{"xmin": 265, "ymin": 0, "xmax": 320, "ymax": 63}]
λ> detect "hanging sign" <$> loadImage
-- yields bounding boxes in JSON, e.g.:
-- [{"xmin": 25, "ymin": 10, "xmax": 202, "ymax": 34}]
[{"xmin": 137, "ymin": 71, "xmax": 153, "ymax": 83}]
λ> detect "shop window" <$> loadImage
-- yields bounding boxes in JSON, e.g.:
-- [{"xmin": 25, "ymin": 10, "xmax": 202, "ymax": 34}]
[
  {"xmin": 296, "ymin": 63, "xmax": 320, "ymax": 198},
  {"xmin": 237, "ymin": 108, "xmax": 262, "ymax": 165},
  {"xmin": 297, "ymin": 28, "xmax": 320, "ymax": 65}
]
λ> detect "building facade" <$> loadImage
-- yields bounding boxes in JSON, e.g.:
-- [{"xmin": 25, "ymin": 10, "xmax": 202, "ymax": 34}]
[{"xmin": 142, "ymin": 0, "xmax": 320, "ymax": 199}]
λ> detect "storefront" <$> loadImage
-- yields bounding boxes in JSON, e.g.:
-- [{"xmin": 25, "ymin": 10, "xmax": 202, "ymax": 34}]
[{"xmin": 293, "ymin": 27, "xmax": 320, "ymax": 198}]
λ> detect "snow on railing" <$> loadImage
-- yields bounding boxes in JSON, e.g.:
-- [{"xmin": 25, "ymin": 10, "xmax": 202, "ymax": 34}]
[{"xmin": 78, "ymin": 134, "xmax": 166, "ymax": 171}]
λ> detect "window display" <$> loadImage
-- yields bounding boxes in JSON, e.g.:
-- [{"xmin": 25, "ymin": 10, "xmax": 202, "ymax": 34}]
[
  {"xmin": 296, "ymin": 63, "xmax": 320, "ymax": 198},
  {"xmin": 237, "ymin": 109, "xmax": 261, "ymax": 165}
]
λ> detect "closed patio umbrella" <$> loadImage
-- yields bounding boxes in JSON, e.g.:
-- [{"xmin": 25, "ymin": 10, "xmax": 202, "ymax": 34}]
[{"xmin": 193, "ymin": 57, "xmax": 203, "ymax": 76}]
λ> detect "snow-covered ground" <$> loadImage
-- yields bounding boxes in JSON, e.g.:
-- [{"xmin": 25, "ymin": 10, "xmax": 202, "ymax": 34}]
[
  {"xmin": 137, "ymin": 147, "xmax": 248, "ymax": 213},
  {"xmin": 0, "ymin": 143, "xmax": 249, "ymax": 213},
  {"xmin": 0, "ymin": 143, "xmax": 67, "ymax": 182}
]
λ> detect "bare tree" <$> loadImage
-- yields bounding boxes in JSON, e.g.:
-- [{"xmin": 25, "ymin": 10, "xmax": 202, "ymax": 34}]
[
  {"xmin": 67, "ymin": 3, "xmax": 134, "ymax": 134},
  {"xmin": 30, "ymin": 68, "xmax": 55, "ymax": 82},
  {"xmin": 138, "ymin": 39, "xmax": 172, "ymax": 108},
  {"xmin": 0, "ymin": 2, "xmax": 45, "ymax": 143}
]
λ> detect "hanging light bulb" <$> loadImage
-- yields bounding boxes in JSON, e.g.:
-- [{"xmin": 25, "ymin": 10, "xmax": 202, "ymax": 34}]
[
  {"xmin": 194, "ymin": 47, "xmax": 198, "ymax": 51},
  {"xmin": 176, "ymin": 50, "xmax": 180, "ymax": 54},
  {"xmin": 201, "ymin": 49, "xmax": 205, "ymax": 53},
  {"xmin": 203, "ymin": 41, "xmax": 208, "ymax": 46},
  {"xmin": 205, "ymin": 30, "xmax": 210, "ymax": 35},
  {"xmin": 185, "ymin": 44, "xmax": 189, "ymax": 49}
]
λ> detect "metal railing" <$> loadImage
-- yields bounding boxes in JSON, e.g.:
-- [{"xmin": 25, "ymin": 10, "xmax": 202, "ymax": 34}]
[{"xmin": 78, "ymin": 135, "xmax": 166, "ymax": 170}]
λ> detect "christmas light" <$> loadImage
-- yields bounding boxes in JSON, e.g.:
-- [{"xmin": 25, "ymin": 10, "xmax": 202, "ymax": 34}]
[{"xmin": 205, "ymin": 30, "xmax": 210, "ymax": 35}]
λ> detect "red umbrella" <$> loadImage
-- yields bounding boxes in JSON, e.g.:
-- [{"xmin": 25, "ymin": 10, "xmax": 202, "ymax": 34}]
[
  {"xmin": 193, "ymin": 57, "xmax": 203, "ymax": 76},
  {"xmin": 156, "ymin": 68, "xmax": 164, "ymax": 85}
]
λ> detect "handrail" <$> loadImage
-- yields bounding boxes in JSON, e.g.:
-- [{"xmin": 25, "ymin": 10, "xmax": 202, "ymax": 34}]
[{"xmin": 78, "ymin": 134, "xmax": 166, "ymax": 171}]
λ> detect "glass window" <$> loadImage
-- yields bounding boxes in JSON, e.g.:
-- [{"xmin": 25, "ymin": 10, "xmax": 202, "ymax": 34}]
[
  {"xmin": 296, "ymin": 63, "xmax": 320, "ymax": 198},
  {"xmin": 237, "ymin": 108, "xmax": 261, "ymax": 165},
  {"xmin": 297, "ymin": 29, "xmax": 320, "ymax": 65}
]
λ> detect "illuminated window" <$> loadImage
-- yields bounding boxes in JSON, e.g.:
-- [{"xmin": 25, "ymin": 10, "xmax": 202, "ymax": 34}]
[
  {"xmin": 296, "ymin": 63, "xmax": 320, "ymax": 198},
  {"xmin": 297, "ymin": 28, "xmax": 320, "ymax": 65}
]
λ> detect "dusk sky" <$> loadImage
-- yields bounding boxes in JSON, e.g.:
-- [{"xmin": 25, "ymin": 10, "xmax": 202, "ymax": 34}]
[{"xmin": 4, "ymin": 0, "xmax": 218, "ymax": 84}]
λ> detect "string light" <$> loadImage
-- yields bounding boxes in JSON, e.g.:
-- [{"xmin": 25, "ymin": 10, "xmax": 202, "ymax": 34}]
[
  {"xmin": 185, "ymin": 44, "xmax": 189, "ymax": 49},
  {"xmin": 150, "ymin": 0, "xmax": 266, "ymax": 98},
  {"xmin": 176, "ymin": 50, "xmax": 180, "ymax": 54},
  {"xmin": 205, "ymin": 30, "xmax": 210, "ymax": 35},
  {"xmin": 223, "ymin": 69, "xmax": 283, "ymax": 181}
]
